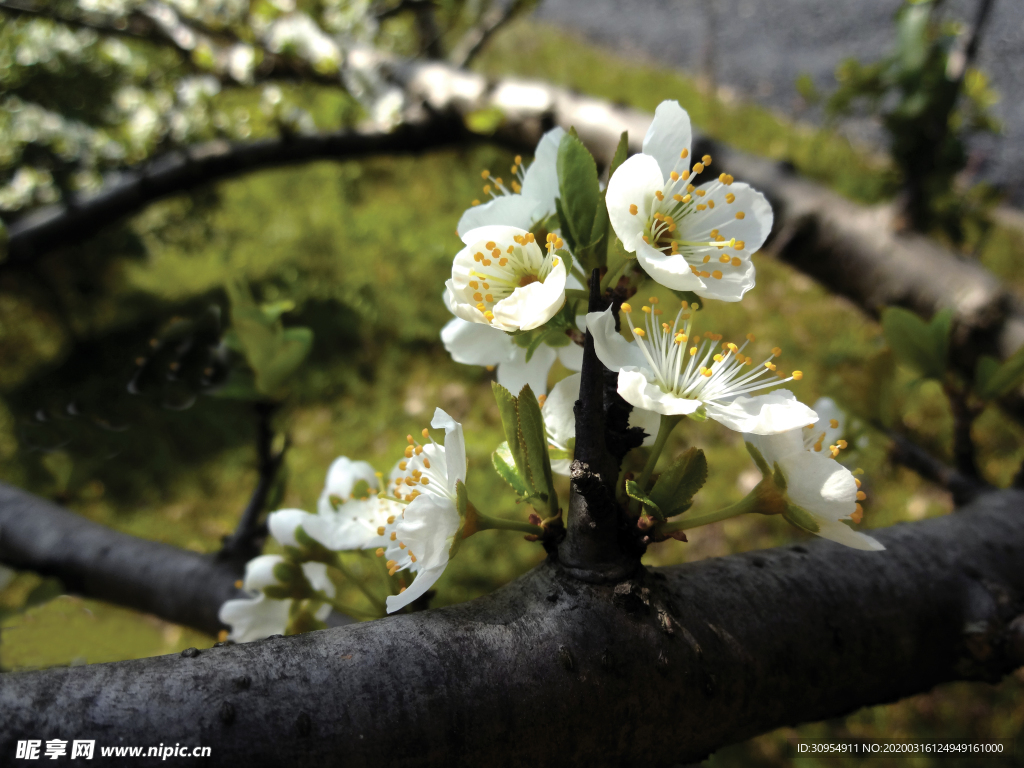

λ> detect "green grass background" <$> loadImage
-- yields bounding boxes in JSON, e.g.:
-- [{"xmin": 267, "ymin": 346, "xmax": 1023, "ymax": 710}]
[{"xmin": 1, "ymin": 19, "xmax": 1022, "ymax": 767}]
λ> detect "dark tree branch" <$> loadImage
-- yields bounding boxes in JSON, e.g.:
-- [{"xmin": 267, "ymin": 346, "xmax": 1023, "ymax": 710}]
[
  {"xmin": 447, "ymin": 0, "xmax": 529, "ymax": 68},
  {"xmin": 0, "ymin": 483, "xmax": 242, "ymax": 635},
  {"xmin": 4, "ymin": 113, "xmax": 472, "ymax": 264},
  {"xmin": 219, "ymin": 402, "xmax": 286, "ymax": 565},
  {"xmin": 1, "ymin": 489, "xmax": 1022, "ymax": 766},
  {"xmin": 886, "ymin": 429, "xmax": 988, "ymax": 506}
]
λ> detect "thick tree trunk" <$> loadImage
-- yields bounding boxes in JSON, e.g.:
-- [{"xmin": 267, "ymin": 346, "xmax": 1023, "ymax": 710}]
[{"xmin": 0, "ymin": 489, "xmax": 1022, "ymax": 767}]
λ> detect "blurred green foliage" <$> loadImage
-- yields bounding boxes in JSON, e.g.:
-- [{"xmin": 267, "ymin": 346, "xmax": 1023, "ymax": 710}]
[{"xmin": 0, "ymin": 16, "xmax": 1022, "ymax": 766}]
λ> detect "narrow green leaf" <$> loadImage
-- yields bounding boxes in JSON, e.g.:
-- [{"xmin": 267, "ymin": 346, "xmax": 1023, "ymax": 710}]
[
  {"xmin": 491, "ymin": 382, "xmax": 527, "ymax": 483},
  {"xmin": 976, "ymin": 346, "xmax": 1024, "ymax": 400},
  {"xmin": 554, "ymin": 196, "xmax": 577, "ymax": 254},
  {"xmin": 625, "ymin": 479, "xmax": 664, "ymax": 521},
  {"xmin": 648, "ymin": 447, "xmax": 708, "ymax": 518},
  {"xmin": 517, "ymin": 384, "xmax": 553, "ymax": 499},
  {"xmin": 492, "ymin": 442, "xmax": 530, "ymax": 496},
  {"xmin": 556, "ymin": 133, "xmax": 600, "ymax": 252},
  {"xmin": 782, "ymin": 504, "xmax": 821, "ymax": 534},
  {"xmin": 609, "ymin": 130, "xmax": 629, "ymax": 179},
  {"xmin": 881, "ymin": 306, "xmax": 945, "ymax": 379}
]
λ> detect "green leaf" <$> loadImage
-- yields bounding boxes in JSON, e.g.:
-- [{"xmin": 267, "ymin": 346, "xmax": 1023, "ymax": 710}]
[
  {"xmin": 492, "ymin": 442, "xmax": 530, "ymax": 496},
  {"xmin": 491, "ymin": 382, "xmax": 527, "ymax": 482},
  {"xmin": 648, "ymin": 447, "xmax": 707, "ymax": 518},
  {"xmin": 880, "ymin": 306, "xmax": 947, "ymax": 379},
  {"xmin": 782, "ymin": 504, "xmax": 821, "ymax": 534},
  {"xmin": 517, "ymin": 384, "xmax": 553, "ymax": 499},
  {"xmin": 975, "ymin": 346, "xmax": 1024, "ymax": 400},
  {"xmin": 609, "ymin": 130, "xmax": 629, "ymax": 179},
  {"xmin": 554, "ymin": 196, "xmax": 577, "ymax": 254},
  {"xmin": 556, "ymin": 133, "xmax": 600, "ymax": 253},
  {"xmin": 625, "ymin": 480, "xmax": 664, "ymax": 521}
]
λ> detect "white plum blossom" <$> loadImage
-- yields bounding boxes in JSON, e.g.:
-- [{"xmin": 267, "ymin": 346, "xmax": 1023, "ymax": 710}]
[
  {"xmin": 606, "ymin": 100, "xmax": 773, "ymax": 301},
  {"xmin": 382, "ymin": 409, "xmax": 466, "ymax": 613},
  {"xmin": 218, "ymin": 555, "xmax": 335, "ymax": 643},
  {"xmin": 746, "ymin": 398, "xmax": 884, "ymax": 551},
  {"xmin": 586, "ymin": 301, "xmax": 816, "ymax": 434},
  {"xmin": 542, "ymin": 373, "xmax": 661, "ymax": 475},
  {"xmin": 269, "ymin": 455, "xmax": 398, "ymax": 552},
  {"xmin": 446, "ymin": 226, "xmax": 568, "ymax": 332},
  {"xmin": 457, "ymin": 127, "xmax": 565, "ymax": 236}
]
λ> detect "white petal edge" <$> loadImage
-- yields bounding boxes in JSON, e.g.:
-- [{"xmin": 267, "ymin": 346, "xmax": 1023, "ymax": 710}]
[
  {"xmin": 642, "ymin": 100, "xmax": 693, "ymax": 182},
  {"xmin": 606, "ymin": 154, "xmax": 663, "ymax": 252},
  {"xmin": 618, "ymin": 368, "xmax": 702, "ymax": 416}
]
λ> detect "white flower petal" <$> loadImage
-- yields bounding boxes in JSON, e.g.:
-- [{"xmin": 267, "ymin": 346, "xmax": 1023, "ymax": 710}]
[
  {"xmin": 267, "ymin": 508, "xmax": 314, "ymax": 548},
  {"xmin": 498, "ymin": 343, "xmax": 557, "ymax": 396},
  {"xmin": 814, "ymin": 518, "xmax": 886, "ymax": 551},
  {"xmin": 491, "ymin": 260, "xmax": 567, "ymax": 331},
  {"xmin": 441, "ymin": 317, "xmax": 513, "ymax": 366},
  {"xmin": 690, "ymin": 256, "xmax": 756, "ymax": 302},
  {"xmin": 684, "ymin": 181, "xmax": 773, "ymax": 254},
  {"xmin": 780, "ymin": 452, "xmax": 856, "ymax": 515},
  {"xmin": 606, "ymin": 153, "xmax": 662, "ymax": 252},
  {"xmin": 745, "ymin": 430, "xmax": 806, "ymax": 467},
  {"xmin": 586, "ymin": 307, "xmax": 648, "ymax": 372},
  {"xmin": 618, "ymin": 368, "xmax": 702, "ymax": 416},
  {"xmin": 542, "ymin": 372, "xmax": 580, "ymax": 448},
  {"xmin": 556, "ymin": 340, "xmax": 584, "ymax": 371},
  {"xmin": 219, "ymin": 594, "xmax": 289, "ymax": 643},
  {"xmin": 520, "ymin": 126, "xmax": 565, "ymax": 214},
  {"xmin": 242, "ymin": 554, "xmax": 286, "ymax": 592},
  {"xmin": 329, "ymin": 497, "xmax": 398, "ymax": 550},
  {"xmin": 457, "ymin": 194, "xmax": 541, "ymax": 236},
  {"xmin": 460, "ymin": 224, "xmax": 529, "ymax": 247},
  {"xmin": 445, "ymin": 278, "xmax": 488, "ymax": 324},
  {"xmin": 385, "ymin": 563, "xmax": 446, "ymax": 613},
  {"xmin": 628, "ymin": 405, "xmax": 661, "ymax": 447},
  {"xmin": 635, "ymin": 239, "xmax": 705, "ymax": 292},
  {"xmin": 431, "ymin": 407, "xmax": 466, "ymax": 489},
  {"xmin": 301, "ymin": 561, "xmax": 336, "ymax": 599},
  {"xmin": 706, "ymin": 390, "xmax": 818, "ymax": 435},
  {"xmin": 317, "ymin": 456, "xmax": 379, "ymax": 515},
  {"xmin": 642, "ymin": 100, "xmax": 693, "ymax": 181}
]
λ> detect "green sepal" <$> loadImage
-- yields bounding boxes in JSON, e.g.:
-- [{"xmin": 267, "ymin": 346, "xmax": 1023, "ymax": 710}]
[
  {"xmin": 745, "ymin": 442, "xmax": 772, "ymax": 477},
  {"xmin": 772, "ymin": 461, "xmax": 788, "ymax": 492},
  {"xmin": 455, "ymin": 478, "xmax": 469, "ymax": 521},
  {"xmin": 286, "ymin": 608, "xmax": 327, "ymax": 635},
  {"xmin": 492, "ymin": 441, "xmax": 531, "ymax": 497},
  {"xmin": 648, "ymin": 447, "xmax": 707, "ymax": 518},
  {"xmin": 975, "ymin": 345, "xmax": 1024, "ymax": 400},
  {"xmin": 782, "ymin": 504, "xmax": 821, "ymax": 534},
  {"xmin": 625, "ymin": 479, "xmax": 664, "ymax": 521},
  {"xmin": 293, "ymin": 526, "xmax": 337, "ymax": 565},
  {"xmin": 880, "ymin": 306, "xmax": 950, "ymax": 380},
  {"xmin": 556, "ymin": 132, "xmax": 600, "ymax": 255},
  {"xmin": 517, "ymin": 384, "xmax": 553, "ymax": 501}
]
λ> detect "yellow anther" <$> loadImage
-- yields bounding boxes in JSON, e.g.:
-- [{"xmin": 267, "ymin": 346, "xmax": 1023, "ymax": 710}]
[
  {"xmin": 482, "ymin": 259, "xmax": 492, "ymax": 266},
  {"xmin": 642, "ymin": 235, "xmax": 650, "ymax": 244},
  {"xmin": 712, "ymin": 270, "xmax": 723, "ymax": 279},
  {"xmin": 771, "ymin": 347, "xmax": 782, "ymax": 356},
  {"xmin": 649, "ymin": 296, "xmax": 660, "ymax": 304},
  {"xmin": 687, "ymin": 184, "xmax": 695, "ymax": 192},
  {"xmin": 691, "ymin": 265, "xmax": 700, "ymax": 275},
  {"xmin": 485, "ymin": 241, "xmax": 496, "ymax": 250},
  {"xmin": 473, "ymin": 292, "xmax": 483, "ymax": 302},
  {"xmin": 641, "ymin": 305, "xmax": 651, "ymax": 314},
  {"xmin": 472, "ymin": 200, "xmax": 480, "ymax": 206},
  {"xmin": 727, "ymin": 342, "xmax": 738, "ymax": 351},
  {"xmin": 629, "ymin": 204, "xmax": 639, "ymax": 215},
  {"xmin": 512, "ymin": 182, "xmax": 522, "ymax": 193},
  {"xmin": 620, "ymin": 302, "xmax": 633, "ymax": 313},
  {"xmin": 700, "ymin": 270, "xmax": 711, "ymax": 277},
  {"xmin": 514, "ymin": 155, "xmax": 522, "ymax": 165},
  {"xmin": 829, "ymin": 419, "xmax": 839, "ymax": 429},
  {"xmin": 476, "ymin": 303, "xmax": 486, "ymax": 311},
  {"xmin": 708, "ymin": 200, "xmax": 715, "ymax": 209},
  {"xmin": 813, "ymin": 440, "xmax": 823, "ymax": 452},
  {"xmin": 498, "ymin": 258, "xmax": 508, "ymax": 266},
  {"xmin": 409, "ymin": 554, "xmax": 417, "ymax": 563},
  {"xmin": 537, "ymin": 394, "xmax": 547, "ymax": 406},
  {"xmin": 713, "ymin": 354, "xmax": 723, "ymax": 362},
  {"xmin": 747, "ymin": 333, "xmax": 755, "ymax": 341},
  {"xmin": 494, "ymin": 178, "xmax": 503, "ymax": 186},
  {"xmin": 693, "ymin": 162, "xmax": 704, "ymax": 174},
  {"xmin": 856, "ymin": 490, "xmax": 866, "ymax": 501},
  {"xmin": 377, "ymin": 526, "xmax": 386, "ymax": 536},
  {"xmin": 404, "ymin": 445, "xmax": 414, "ymax": 458},
  {"xmin": 673, "ymin": 194, "xmax": 684, "ymax": 202},
  {"xmin": 853, "ymin": 467, "xmax": 864, "ymax": 475},
  {"xmin": 481, "ymin": 170, "xmax": 490, "ymax": 179},
  {"xmin": 680, "ymin": 148, "xmax": 689, "ymax": 159},
  {"xmin": 690, "ymin": 347, "xmax": 698, "ymax": 356},
  {"xmin": 421, "ymin": 477, "xmax": 429, "ymax": 485},
  {"xmin": 731, "ymin": 257, "xmax": 742, "ymax": 267},
  {"xmin": 474, "ymin": 251, "xmax": 484, "ymax": 262},
  {"xmin": 469, "ymin": 281, "xmax": 479, "ymax": 289},
  {"xmin": 491, "ymin": 248, "xmax": 501, "ymax": 259},
  {"xmin": 736, "ymin": 211, "xmax": 745, "ymax": 220},
  {"xmin": 655, "ymin": 190, "xmax": 664, "ymax": 201},
  {"xmin": 633, "ymin": 327, "xmax": 646, "ymax": 337},
  {"xmin": 510, "ymin": 165, "xmax": 518, "ymax": 174},
  {"xmin": 398, "ymin": 542, "xmax": 406, "ymax": 549},
  {"xmin": 720, "ymin": 254, "xmax": 731, "ymax": 263},
  {"xmin": 414, "ymin": 445, "xmax": 423, "ymax": 455},
  {"xmin": 423, "ymin": 458, "xmax": 430, "ymax": 469},
  {"xmin": 483, "ymin": 185, "xmax": 491, "ymax": 194},
  {"xmin": 701, "ymin": 367, "xmax": 713, "ymax": 377},
  {"xmin": 735, "ymin": 240, "xmax": 745, "ymax": 250},
  {"xmin": 386, "ymin": 515, "xmax": 396, "ymax": 525},
  {"xmin": 702, "ymin": 154, "xmax": 712, "ymax": 165},
  {"xmin": 526, "ymin": 233, "xmax": 535, "ymax": 242},
  {"xmin": 764, "ymin": 362, "xmax": 777, "ymax": 371},
  {"xmin": 837, "ymin": 439, "xmax": 848, "ymax": 449},
  {"xmin": 506, "ymin": 245, "xmax": 515, "ymax": 254},
  {"xmin": 702, "ymin": 255, "xmax": 711, "ymax": 263},
  {"xmin": 710, "ymin": 229, "xmax": 719, "ymax": 238},
  {"xmin": 675, "ymin": 334, "xmax": 687, "ymax": 344},
  {"xmin": 725, "ymin": 192, "xmax": 736, "ymax": 203},
  {"xmin": 696, "ymin": 204, "xmax": 707, "ymax": 211},
  {"xmin": 695, "ymin": 189, "xmax": 706, "ymax": 197},
  {"xmin": 399, "ymin": 461, "xmax": 407, "ymax": 471},
  {"xmin": 792, "ymin": 371, "xmax": 803, "ymax": 380},
  {"xmin": 670, "ymin": 171, "xmax": 680, "ymax": 181},
  {"xmin": 485, "ymin": 294, "xmax": 494, "ymax": 302},
  {"xmin": 376, "ymin": 548, "xmax": 384, "ymax": 557},
  {"xmin": 555, "ymin": 238, "xmax": 564, "ymax": 249},
  {"xmin": 851, "ymin": 504, "xmax": 864, "ymax": 524}
]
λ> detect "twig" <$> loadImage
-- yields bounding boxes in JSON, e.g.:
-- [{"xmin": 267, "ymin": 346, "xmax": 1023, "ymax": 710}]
[
  {"xmin": 219, "ymin": 402, "xmax": 285, "ymax": 564},
  {"xmin": 886, "ymin": 429, "xmax": 987, "ymax": 506},
  {"xmin": 944, "ymin": 382, "xmax": 983, "ymax": 481},
  {"xmin": 447, "ymin": 0, "xmax": 529, "ymax": 68}
]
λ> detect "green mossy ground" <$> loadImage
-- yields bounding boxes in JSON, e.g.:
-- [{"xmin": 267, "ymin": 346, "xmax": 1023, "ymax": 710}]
[{"xmin": 1, "ymin": 20, "xmax": 1021, "ymax": 766}]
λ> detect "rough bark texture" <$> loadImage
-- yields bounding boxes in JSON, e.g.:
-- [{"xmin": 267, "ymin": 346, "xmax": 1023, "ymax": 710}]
[
  {"xmin": 1, "ymin": 489, "xmax": 1022, "ymax": 767},
  {"xmin": 0, "ymin": 482, "xmax": 243, "ymax": 635}
]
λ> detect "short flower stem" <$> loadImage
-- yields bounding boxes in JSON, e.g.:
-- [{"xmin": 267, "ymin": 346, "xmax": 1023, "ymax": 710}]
[
  {"xmin": 473, "ymin": 511, "xmax": 545, "ymax": 536},
  {"xmin": 635, "ymin": 414, "xmax": 684, "ymax": 493},
  {"xmin": 330, "ymin": 553, "xmax": 387, "ymax": 614},
  {"xmin": 600, "ymin": 252, "xmax": 632, "ymax": 294},
  {"xmin": 655, "ymin": 495, "xmax": 757, "ymax": 536}
]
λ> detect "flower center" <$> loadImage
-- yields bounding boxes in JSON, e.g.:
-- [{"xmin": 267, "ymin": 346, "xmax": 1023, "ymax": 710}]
[{"xmin": 519, "ymin": 275, "xmax": 539, "ymax": 287}]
